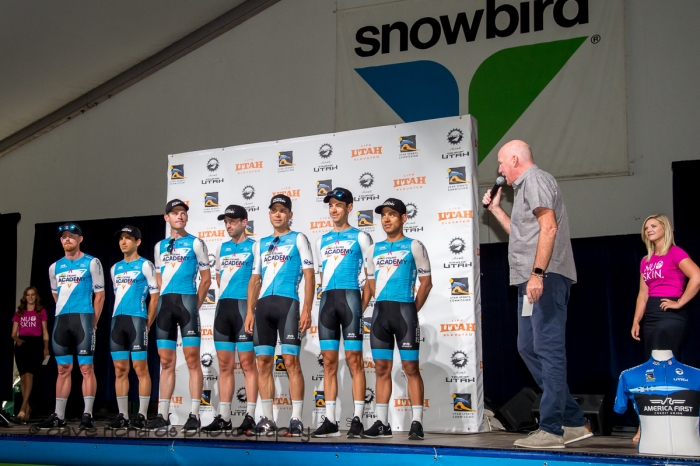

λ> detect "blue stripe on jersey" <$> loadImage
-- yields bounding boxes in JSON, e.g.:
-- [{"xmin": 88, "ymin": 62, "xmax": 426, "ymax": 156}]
[
  {"xmin": 218, "ymin": 238, "xmax": 255, "ymax": 300},
  {"xmin": 259, "ymin": 231, "xmax": 305, "ymax": 300},
  {"xmin": 372, "ymin": 237, "xmax": 417, "ymax": 303},
  {"xmin": 319, "ymin": 228, "xmax": 364, "ymax": 291},
  {"xmin": 157, "ymin": 234, "xmax": 205, "ymax": 295},
  {"xmin": 53, "ymin": 254, "xmax": 99, "ymax": 315},
  {"xmin": 112, "ymin": 258, "xmax": 155, "ymax": 318}
]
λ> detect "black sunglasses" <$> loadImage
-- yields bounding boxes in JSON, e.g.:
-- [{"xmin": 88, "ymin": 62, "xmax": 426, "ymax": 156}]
[
  {"xmin": 267, "ymin": 236, "xmax": 280, "ymax": 253},
  {"xmin": 58, "ymin": 224, "xmax": 79, "ymax": 234},
  {"xmin": 166, "ymin": 238, "xmax": 175, "ymax": 254}
]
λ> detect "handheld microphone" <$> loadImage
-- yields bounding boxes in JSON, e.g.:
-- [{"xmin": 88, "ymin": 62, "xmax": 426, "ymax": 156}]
[{"xmin": 483, "ymin": 176, "xmax": 506, "ymax": 209}]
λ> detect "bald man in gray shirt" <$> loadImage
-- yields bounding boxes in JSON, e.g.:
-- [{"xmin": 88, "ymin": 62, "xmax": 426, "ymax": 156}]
[{"xmin": 483, "ymin": 140, "xmax": 592, "ymax": 449}]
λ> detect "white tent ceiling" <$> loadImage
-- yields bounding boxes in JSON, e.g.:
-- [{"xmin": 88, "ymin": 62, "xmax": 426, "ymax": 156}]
[{"xmin": 0, "ymin": 0, "xmax": 246, "ymax": 143}]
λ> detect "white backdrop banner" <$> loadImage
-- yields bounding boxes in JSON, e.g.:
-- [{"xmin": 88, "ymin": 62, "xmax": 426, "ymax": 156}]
[
  {"xmin": 165, "ymin": 115, "xmax": 483, "ymax": 432},
  {"xmin": 336, "ymin": 0, "xmax": 628, "ymax": 183}
]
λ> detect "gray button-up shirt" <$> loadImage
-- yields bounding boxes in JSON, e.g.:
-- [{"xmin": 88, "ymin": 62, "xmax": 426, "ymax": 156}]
[{"xmin": 508, "ymin": 165, "xmax": 577, "ymax": 285}]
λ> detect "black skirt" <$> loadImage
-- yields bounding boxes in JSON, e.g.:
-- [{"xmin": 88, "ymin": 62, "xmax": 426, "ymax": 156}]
[
  {"xmin": 14, "ymin": 336, "xmax": 44, "ymax": 375},
  {"xmin": 642, "ymin": 296, "xmax": 688, "ymax": 359}
]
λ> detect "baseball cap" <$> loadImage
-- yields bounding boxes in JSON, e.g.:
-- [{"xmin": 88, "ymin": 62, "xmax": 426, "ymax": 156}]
[
  {"xmin": 374, "ymin": 198, "xmax": 407, "ymax": 216},
  {"xmin": 323, "ymin": 187, "xmax": 353, "ymax": 205},
  {"xmin": 217, "ymin": 205, "xmax": 248, "ymax": 221},
  {"xmin": 269, "ymin": 194, "xmax": 292, "ymax": 211},
  {"xmin": 165, "ymin": 199, "xmax": 189, "ymax": 214},
  {"xmin": 114, "ymin": 225, "xmax": 142, "ymax": 240},
  {"xmin": 57, "ymin": 222, "xmax": 82, "ymax": 236}
]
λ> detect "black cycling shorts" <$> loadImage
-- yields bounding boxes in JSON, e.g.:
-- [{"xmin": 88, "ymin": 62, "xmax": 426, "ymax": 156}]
[
  {"xmin": 253, "ymin": 295, "xmax": 300, "ymax": 357},
  {"xmin": 156, "ymin": 294, "xmax": 200, "ymax": 349},
  {"xmin": 318, "ymin": 289, "xmax": 363, "ymax": 352},
  {"xmin": 52, "ymin": 313, "xmax": 95, "ymax": 366},
  {"xmin": 370, "ymin": 301, "xmax": 420, "ymax": 361},
  {"xmin": 110, "ymin": 315, "xmax": 148, "ymax": 361},
  {"xmin": 214, "ymin": 298, "xmax": 253, "ymax": 353}
]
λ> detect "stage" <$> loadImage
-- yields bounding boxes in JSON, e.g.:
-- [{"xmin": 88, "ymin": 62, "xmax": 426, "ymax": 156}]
[{"xmin": 0, "ymin": 421, "xmax": 696, "ymax": 466}]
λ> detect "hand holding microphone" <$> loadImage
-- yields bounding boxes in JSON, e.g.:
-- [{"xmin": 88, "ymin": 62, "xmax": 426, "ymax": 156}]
[{"xmin": 482, "ymin": 176, "xmax": 506, "ymax": 210}]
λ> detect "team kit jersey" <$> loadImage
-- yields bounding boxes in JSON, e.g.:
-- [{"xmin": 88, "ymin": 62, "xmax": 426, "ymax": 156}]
[
  {"xmin": 365, "ymin": 237, "xmax": 431, "ymax": 361},
  {"xmin": 316, "ymin": 227, "xmax": 372, "ymax": 352},
  {"xmin": 154, "ymin": 234, "xmax": 210, "ymax": 295},
  {"xmin": 615, "ymin": 357, "xmax": 700, "ymax": 456},
  {"xmin": 48, "ymin": 254, "xmax": 105, "ymax": 365}
]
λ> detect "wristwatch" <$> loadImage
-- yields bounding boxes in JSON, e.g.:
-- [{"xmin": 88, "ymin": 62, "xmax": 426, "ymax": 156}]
[{"xmin": 532, "ymin": 267, "xmax": 544, "ymax": 278}]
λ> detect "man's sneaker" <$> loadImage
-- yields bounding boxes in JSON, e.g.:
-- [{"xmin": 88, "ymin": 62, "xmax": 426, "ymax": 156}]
[
  {"xmin": 284, "ymin": 417, "xmax": 304, "ymax": 437},
  {"xmin": 235, "ymin": 414, "xmax": 256, "ymax": 435},
  {"xmin": 311, "ymin": 417, "xmax": 340, "ymax": 438},
  {"xmin": 107, "ymin": 413, "xmax": 130, "ymax": 429},
  {"xmin": 408, "ymin": 421, "xmax": 424, "ymax": 440},
  {"xmin": 182, "ymin": 413, "xmax": 201, "ymax": 432},
  {"xmin": 202, "ymin": 415, "xmax": 232, "ymax": 432},
  {"xmin": 37, "ymin": 413, "xmax": 67, "ymax": 429},
  {"xmin": 562, "ymin": 424, "xmax": 594, "ymax": 444},
  {"xmin": 78, "ymin": 413, "xmax": 94, "ymax": 430},
  {"xmin": 144, "ymin": 414, "xmax": 170, "ymax": 431},
  {"xmin": 131, "ymin": 413, "xmax": 147, "ymax": 430},
  {"xmin": 360, "ymin": 420, "xmax": 392, "ymax": 438},
  {"xmin": 513, "ymin": 429, "xmax": 565, "ymax": 449},
  {"xmin": 346, "ymin": 416, "xmax": 364, "ymax": 438},
  {"xmin": 246, "ymin": 416, "xmax": 277, "ymax": 436}
]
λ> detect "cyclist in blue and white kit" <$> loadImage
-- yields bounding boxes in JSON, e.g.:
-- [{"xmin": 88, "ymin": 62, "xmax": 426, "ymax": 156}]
[
  {"xmin": 311, "ymin": 188, "xmax": 372, "ymax": 438},
  {"xmin": 202, "ymin": 205, "xmax": 259, "ymax": 434},
  {"xmin": 107, "ymin": 226, "xmax": 159, "ymax": 430},
  {"xmin": 146, "ymin": 199, "xmax": 212, "ymax": 432},
  {"xmin": 37, "ymin": 223, "xmax": 105, "ymax": 430},
  {"xmin": 244, "ymin": 194, "xmax": 315, "ymax": 437},
  {"xmin": 362, "ymin": 198, "xmax": 432, "ymax": 441}
]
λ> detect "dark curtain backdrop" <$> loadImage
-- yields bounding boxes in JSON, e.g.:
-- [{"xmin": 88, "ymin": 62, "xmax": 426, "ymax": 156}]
[
  {"xmin": 0, "ymin": 213, "xmax": 21, "ymax": 402},
  {"xmin": 29, "ymin": 215, "xmax": 163, "ymax": 418},
  {"xmin": 481, "ymin": 232, "xmax": 700, "ymax": 429}
]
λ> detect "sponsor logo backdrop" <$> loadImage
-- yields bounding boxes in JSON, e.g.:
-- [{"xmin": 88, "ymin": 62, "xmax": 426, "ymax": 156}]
[{"xmin": 166, "ymin": 115, "xmax": 483, "ymax": 432}]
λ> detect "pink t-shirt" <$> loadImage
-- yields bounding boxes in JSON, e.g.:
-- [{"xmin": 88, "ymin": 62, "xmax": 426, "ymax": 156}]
[
  {"xmin": 12, "ymin": 309, "xmax": 47, "ymax": 337},
  {"xmin": 640, "ymin": 245, "xmax": 691, "ymax": 298}
]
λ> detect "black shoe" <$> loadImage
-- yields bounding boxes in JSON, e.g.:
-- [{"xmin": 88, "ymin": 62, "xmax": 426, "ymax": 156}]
[
  {"xmin": 144, "ymin": 414, "xmax": 170, "ymax": 431},
  {"xmin": 107, "ymin": 413, "xmax": 130, "ymax": 429},
  {"xmin": 284, "ymin": 417, "xmax": 304, "ymax": 437},
  {"xmin": 311, "ymin": 417, "xmax": 340, "ymax": 438},
  {"xmin": 78, "ymin": 413, "xmax": 94, "ymax": 430},
  {"xmin": 346, "ymin": 416, "xmax": 364, "ymax": 438},
  {"xmin": 202, "ymin": 415, "xmax": 232, "ymax": 432},
  {"xmin": 131, "ymin": 413, "xmax": 147, "ymax": 429},
  {"xmin": 182, "ymin": 413, "xmax": 201, "ymax": 432},
  {"xmin": 360, "ymin": 420, "xmax": 392, "ymax": 438},
  {"xmin": 246, "ymin": 416, "xmax": 277, "ymax": 436},
  {"xmin": 37, "ymin": 413, "xmax": 67, "ymax": 429},
  {"xmin": 235, "ymin": 414, "xmax": 256, "ymax": 435},
  {"xmin": 408, "ymin": 420, "xmax": 424, "ymax": 440}
]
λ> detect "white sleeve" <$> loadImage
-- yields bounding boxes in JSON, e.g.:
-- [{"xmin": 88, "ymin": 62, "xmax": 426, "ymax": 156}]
[
  {"xmin": 412, "ymin": 240, "xmax": 431, "ymax": 276},
  {"xmin": 215, "ymin": 243, "xmax": 222, "ymax": 273},
  {"xmin": 315, "ymin": 237, "xmax": 323, "ymax": 274},
  {"xmin": 251, "ymin": 241, "xmax": 262, "ymax": 275},
  {"xmin": 194, "ymin": 238, "xmax": 210, "ymax": 271},
  {"xmin": 365, "ymin": 244, "xmax": 376, "ymax": 278},
  {"xmin": 358, "ymin": 231, "xmax": 374, "ymax": 266},
  {"xmin": 143, "ymin": 260, "xmax": 159, "ymax": 294},
  {"xmin": 297, "ymin": 233, "xmax": 314, "ymax": 269},
  {"xmin": 110, "ymin": 264, "xmax": 116, "ymax": 292},
  {"xmin": 49, "ymin": 263, "xmax": 57, "ymax": 292},
  {"xmin": 91, "ymin": 258, "xmax": 105, "ymax": 292},
  {"xmin": 153, "ymin": 242, "xmax": 162, "ymax": 270}
]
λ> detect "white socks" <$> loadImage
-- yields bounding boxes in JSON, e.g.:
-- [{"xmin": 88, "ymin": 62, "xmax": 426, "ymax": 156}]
[
  {"xmin": 55, "ymin": 398, "xmax": 67, "ymax": 419},
  {"xmin": 353, "ymin": 400, "xmax": 365, "ymax": 419},
  {"xmin": 246, "ymin": 402, "xmax": 256, "ymax": 417},
  {"xmin": 159, "ymin": 399, "xmax": 170, "ymax": 418},
  {"xmin": 219, "ymin": 402, "xmax": 232, "ymax": 422},
  {"xmin": 117, "ymin": 396, "xmax": 128, "ymax": 415},
  {"xmin": 261, "ymin": 399, "xmax": 273, "ymax": 419},
  {"xmin": 84, "ymin": 396, "xmax": 95, "ymax": 415},
  {"xmin": 139, "ymin": 396, "xmax": 150, "ymax": 417},
  {"xmin": 376, "ymin": 403, "xmax": 389, "ymax": 425},
  {"xmin": 412, "ymin": 405, "xmax": 424, "ymax": 423},
  {"xmin": 191, "ymin": 399, "xmax": 201, "ymax": 418},
  {"xmin": 292, "ymin": 400, "xmax": 303, "ymax": 420},
  {"xmin": 325, "ymin": 400, "xmax": 336, "ymax": 423}
]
